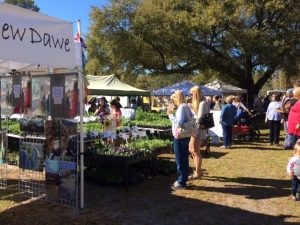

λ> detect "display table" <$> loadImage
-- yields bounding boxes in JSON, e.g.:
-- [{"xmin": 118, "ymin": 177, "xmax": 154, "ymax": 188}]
[
  {"xmin": 84, "ymin": 144, "xmax": 173, "ymax": 189},
  {"xmin": 208, "ymin": 110, "xmax": 222, "ymax": 144}
]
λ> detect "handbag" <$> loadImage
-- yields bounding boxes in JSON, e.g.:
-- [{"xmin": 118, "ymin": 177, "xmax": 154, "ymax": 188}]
[
  {"xmin": 175, "ymin": 106, "xmax": 196, "ymax": 139},
  {"xmin": 197, "ymin": 113, "xmax": 215, "ymax": 129}
]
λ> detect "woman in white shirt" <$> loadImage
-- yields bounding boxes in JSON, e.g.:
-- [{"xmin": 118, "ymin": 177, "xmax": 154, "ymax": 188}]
[
  {"xmin": 188, "ymin": 86, "xmax": 209, "ymax": 179},
  {"xmin": 265, "ymin": 93, "xmax": 282, "ymax": 146}
]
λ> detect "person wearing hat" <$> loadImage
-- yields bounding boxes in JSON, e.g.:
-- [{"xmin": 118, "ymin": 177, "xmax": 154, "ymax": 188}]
[
  {"xmin": 88, "ymin": 97, "xmax": 97, "ymax": 113},
  {"xmin": 94, "ymin": 97, "xmax": 110, "ymax": 123}
]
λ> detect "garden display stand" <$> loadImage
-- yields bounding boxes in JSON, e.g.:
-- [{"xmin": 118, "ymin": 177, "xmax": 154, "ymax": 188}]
[{"xmin": 84, "ymin": 138, "xmax": 173, "ymax": 190}]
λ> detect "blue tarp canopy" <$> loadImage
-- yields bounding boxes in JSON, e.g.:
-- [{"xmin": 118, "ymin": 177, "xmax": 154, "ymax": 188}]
[{"xmin": 151, "ymin": 80, "xmax": 222, "ymax": 96}]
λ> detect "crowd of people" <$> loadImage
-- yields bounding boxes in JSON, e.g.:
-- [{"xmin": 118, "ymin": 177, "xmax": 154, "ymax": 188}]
[
  {"xmin": 165, "ymin": 83, "xmax": 300, "ymax": 198},
  {"xmin": 87, "ymin": 84, "xmax": 300, "ymax": 199},
  {"xmin": 166, "ymin": 86, "xmax": 250, "ymax": 190},
  {"xmin": 197, "ymin": 87, "xmax": 300, "ymax": 151},
  {"xmin": 88, "ymin": 96, "xmax": 123, "ymax": 126}
]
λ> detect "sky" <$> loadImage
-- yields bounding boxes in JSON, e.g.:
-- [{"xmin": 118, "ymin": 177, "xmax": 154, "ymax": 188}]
[{"xmin": 35, "ymin": 0, "xmax": 108, "ymax": 36}]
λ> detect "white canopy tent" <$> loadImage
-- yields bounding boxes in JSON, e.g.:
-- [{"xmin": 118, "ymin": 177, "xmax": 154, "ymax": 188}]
[
  {"xmin": 205, "ymin": 80, "xmax": 248, "ymax": 95},
  {"xmin": 0, "ymin": 3, "xmax": 85, "ymax": 208}
]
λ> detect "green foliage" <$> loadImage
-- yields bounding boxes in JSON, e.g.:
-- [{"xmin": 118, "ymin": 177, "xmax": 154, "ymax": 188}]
[
  {"xmin": 1, "ymin": 120, "xmax": 20, "ymax": 134},
  {"xmin": 95, "ymin": 138, "xmax": 171, "ymax": 157},
  {"xmin": 4, "ymin": 0, "xmax": 39, "ymax": 11},
  {"xmin": 8, "ymin": 122, "xmax": 21, "ymax": 135},
  {"xmin": 87, "ymin": 0, "xmax": 300, "ymax": 103},
  {"xmin": 83, "ymin": 122, "xmax": 103, "ymax": 132},
  {"xmin": 126, "ymin": 108, "xmax": 171, "ymax": 127},
  {"xmin": 125, "ymin": 138, "xmax": 171, "ymax": 152}
]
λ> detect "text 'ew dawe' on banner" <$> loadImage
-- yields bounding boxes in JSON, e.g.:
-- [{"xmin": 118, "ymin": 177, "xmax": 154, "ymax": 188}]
[{"xmin": 0, "ymin": 3, "xmax": 75, "ymax": 69}]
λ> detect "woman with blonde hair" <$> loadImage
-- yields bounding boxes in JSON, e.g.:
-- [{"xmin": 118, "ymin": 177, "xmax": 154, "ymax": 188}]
[
  {"xmin": 167, "ymin": 90, "xmax": 193, "ymax": 190},
  {"xmin": 188, "ymin": 86, "xmax": 210, "ymax": 179}
]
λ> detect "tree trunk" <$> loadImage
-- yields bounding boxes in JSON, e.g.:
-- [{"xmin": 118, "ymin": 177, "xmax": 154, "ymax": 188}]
[{"xmin": 237, "ymin": 68, "xmax": 275, "ymax": 108}]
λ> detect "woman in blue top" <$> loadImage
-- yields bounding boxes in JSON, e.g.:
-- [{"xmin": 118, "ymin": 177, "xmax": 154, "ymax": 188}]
[
  {"xmin": 220, "ymin": 96, "xmax": 237, "ymax": 149},
  {"xmin": 167, "ymin": 90, "xmax": 193, "ymax": 190}
]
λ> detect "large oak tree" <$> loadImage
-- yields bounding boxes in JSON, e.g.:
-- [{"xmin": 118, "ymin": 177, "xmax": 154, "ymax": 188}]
[{"xmin": 87, "ymin": 0, "xmax": 299, "ymax": 101}]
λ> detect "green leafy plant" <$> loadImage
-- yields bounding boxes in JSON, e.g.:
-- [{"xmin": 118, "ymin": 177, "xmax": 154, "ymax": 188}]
[
  {"xmin": 122, "ymin": 109, "xmax": 171, "ymax": 128},
  {"xmin": 1, "ymin": 119, "xmax": 21, "ymax": 134},
  {"xmin": 83, "ymin": 122, "xmax": 103, "ymax": 133},
  {"xmin": 125, "ymin": 138, "xmax": 172, "ymax": 155}
]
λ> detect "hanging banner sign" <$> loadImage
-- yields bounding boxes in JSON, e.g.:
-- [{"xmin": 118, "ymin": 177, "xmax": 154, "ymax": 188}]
[{"xmin": 0, "ymin": 3, "xmax": 75, "ymax": 68}]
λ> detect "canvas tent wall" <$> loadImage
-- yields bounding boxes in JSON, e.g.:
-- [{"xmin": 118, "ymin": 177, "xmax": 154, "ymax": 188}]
[
  {"xmin": 86, "ymin": 74, "xmax": 151, "ymax": 96},
  {"xmin": 151, "ymin": 80, "xmax": 222, "ymax": 96},
  {"xmin": 204, "ymin": 80, "xmax": 247, "ymax": 95},
  {"xmin": 0, "ymin": 3, "xmax": 76, "ymax": 70}
]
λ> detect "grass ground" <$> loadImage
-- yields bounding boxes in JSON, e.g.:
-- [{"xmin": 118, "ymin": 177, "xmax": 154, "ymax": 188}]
[{"xmin": 1, "ymin": 130, "xmax": 300, "ymax": 225}]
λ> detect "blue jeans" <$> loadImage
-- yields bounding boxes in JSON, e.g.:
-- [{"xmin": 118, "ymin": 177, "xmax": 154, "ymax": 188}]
[
  {"xmin": 292, "ymin": 176, "xmax": 299, "ymax": 196},
  {"xmin": 291, "ymin": 135, "xmax": 300, "ymax": 147},
  {"xmin": 284, "ymin": 134, "xmax": 294, "ymax": 149},
  {"xmin": 173, "ymin": 137, "xmax": 189, "ymax": 186},
  {"xmin": 222, "ymin": 124, "xmax": 232, "ymax": 147}
]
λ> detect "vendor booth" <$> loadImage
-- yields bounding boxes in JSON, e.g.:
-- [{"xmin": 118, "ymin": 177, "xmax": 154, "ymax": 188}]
[
  {"xmin": 0, "ymin": 3, "xmax": 84, "ymax": 209},
  {"xmin": 205, "ymin": 80, "xmax": 248, "ymax": 95},
  {"xmin": 204, "ymin": 80, "xmax": 248, "ymax": 95},
  {"xmin": 86, "ymin": 74, "xmax": 151, "ymax": 117}
]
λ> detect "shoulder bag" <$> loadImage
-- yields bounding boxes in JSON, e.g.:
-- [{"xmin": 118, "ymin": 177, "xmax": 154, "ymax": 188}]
[
  {"xmin": 175, "ymin": 105, "xmax": 196, "ymax": 139},
  {"xmin": 198, "ymin": 112, "xmax": 214, "ymax": 129},
  {"xmin": 196, "ymin": 102, "xmax": 214, "ymax": 129}
]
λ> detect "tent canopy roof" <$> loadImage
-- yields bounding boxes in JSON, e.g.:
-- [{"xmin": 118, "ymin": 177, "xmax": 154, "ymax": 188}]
[
  {"xmin": 151, "ymin": 80, "xmax": 222, "ymax": 96},
  {"xmin": 86, "ymin": 74, "xmax": 150, "ymax": 96},
  {"xmin": 204, "ymin": 80, "xmax": 247, "ymax": 94}
]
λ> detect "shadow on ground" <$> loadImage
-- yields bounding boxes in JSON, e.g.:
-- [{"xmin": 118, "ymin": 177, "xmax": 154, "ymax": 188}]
[
  {"xmin": 0, "ymin": 176, "xmax": 298, "ymax": 225},
  {"xmin": 192, "ymin": 175, "xmax": 290, "ymax": 200}
]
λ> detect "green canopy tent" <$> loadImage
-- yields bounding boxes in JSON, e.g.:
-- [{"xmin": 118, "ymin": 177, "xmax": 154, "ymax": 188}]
[{"xmin": 86, "ymin": 74, "xmax": 151, "ymax": 96}]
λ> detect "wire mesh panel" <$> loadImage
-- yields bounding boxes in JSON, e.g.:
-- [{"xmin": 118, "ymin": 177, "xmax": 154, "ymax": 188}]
[
  {"xmin": 44, "ymin": 118, "xmax": 79, "ymax": 208},
  {"xmin": 19, "ymin": 168, "xmax": 45, "ymax": 197},
  {"xmin": 18, "ymin": 135, "xmax": 46, "ymax": 198},
  {"xmin": 17, "ymin": 133, "xmax": 79, "ymax": 208},
  {"xmin": 0, "ymin": 163, "xmax": 7, "ymax": 188},
  {"xmin": 0, "ymin": 130, "xmax": 7, "ymax": 188},
  {"xmin": 44, "ymin": 156, "xmax": 78, "ymax": 208},
  {"xmin": 1, "ymin": 114, "xmax": 80, "ymax": 208}
]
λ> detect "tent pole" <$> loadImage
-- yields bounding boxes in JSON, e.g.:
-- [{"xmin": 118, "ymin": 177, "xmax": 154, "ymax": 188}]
[{"xmin": 76, "ymin": 19, "xmax": 84, "ymax": 210}]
